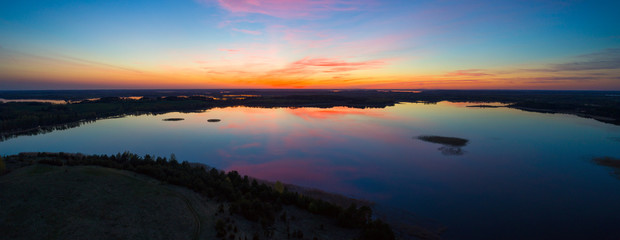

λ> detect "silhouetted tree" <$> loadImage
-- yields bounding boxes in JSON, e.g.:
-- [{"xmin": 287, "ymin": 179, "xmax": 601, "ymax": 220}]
[
  {"xmin": 359, "ymin": 219, "xmax": 395, "ymax": 240},
  {"xmin": 169, "ymin": 153, "xmax": 178, "ymax": 165},
  {"xmin": 274, "ymin": 181, "xmax": 284, "ymax": 193},
  {"xmin": 215, "ymin": 219, "xmax": 226, "ymax": 238},
  {"xmin": 0, "ymin": 156, "xmax": 5, "ymax": 173}
]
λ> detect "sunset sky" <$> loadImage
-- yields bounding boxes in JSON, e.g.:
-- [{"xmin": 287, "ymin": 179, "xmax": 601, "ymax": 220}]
[{"xmin": 1, "ymin": 0, "xmax": 619, "ymax": 90}]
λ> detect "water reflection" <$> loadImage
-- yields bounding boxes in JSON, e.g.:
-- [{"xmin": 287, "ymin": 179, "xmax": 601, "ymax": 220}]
[
  {"xmin": 438, "ymin": 146, "xmax": 466, "ymax": 156},
  {"xmin": 0, "ymin": 120, "xmax": 94, "ymax": 142},
  {"xmin": 286, "ymin": 107, "xmax": 388, "ymax": 120},
  {"xmin": 2, "ymin": 102, "xmax": 620, "ymax": 239}
]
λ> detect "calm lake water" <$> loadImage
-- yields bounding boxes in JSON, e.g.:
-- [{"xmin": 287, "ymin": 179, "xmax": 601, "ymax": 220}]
[{"xmin": 2, "ymin": 102, "xmax": 620, "ymax": 239}]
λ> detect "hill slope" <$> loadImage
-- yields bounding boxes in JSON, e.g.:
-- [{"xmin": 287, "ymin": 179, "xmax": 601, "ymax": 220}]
[{"xmin": 0, "ymin": 164, "xmax": 360, "ymax": 240}]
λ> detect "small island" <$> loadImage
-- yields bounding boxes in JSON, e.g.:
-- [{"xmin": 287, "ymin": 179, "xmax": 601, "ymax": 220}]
[
  {"xmin": 417, "ymin": 135, "xmax": 469, "ymax": 147},
  {"xmin": 593, "ymin": 157, "xmax": 620, "ymax": 178},
  {"xmin": 417, "ymin": 135, "xmax": 469, "ymax": 156},
  {"xmin": 207, "ymin": 119, "xmax": 221, "ymax": 122},
  {"xmin": 466, "ymin": 105, "xmax": 504, "ymax": 108},
  {"xmin": 162, "ymin": 118, "xmax": 185, "ymax": 121}
]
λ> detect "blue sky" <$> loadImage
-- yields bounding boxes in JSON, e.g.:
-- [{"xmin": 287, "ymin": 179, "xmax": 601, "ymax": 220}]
[{"xmin": 1, "ymin": 0, "xmax": 619, "ymax": 89}]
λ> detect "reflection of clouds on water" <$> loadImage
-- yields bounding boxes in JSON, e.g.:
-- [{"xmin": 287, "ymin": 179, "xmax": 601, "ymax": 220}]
[
  {"xmin": 286, "ymin": 107, "xmax": 390, "ymax": 121},
  {"xmin": 438, "ymin": 146, "xmax": 466, "ymax": 156}
]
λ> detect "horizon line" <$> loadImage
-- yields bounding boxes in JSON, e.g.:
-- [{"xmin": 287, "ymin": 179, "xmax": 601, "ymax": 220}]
[{"xmin": 1, "ymin": 88, "xmax": 619, "ymax": 92}]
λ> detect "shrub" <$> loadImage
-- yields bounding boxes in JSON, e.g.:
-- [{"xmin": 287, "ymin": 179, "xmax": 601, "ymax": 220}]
[
  {"xmin": 39, "ymin": 158, "xmax": 63, "ymax": 166},
  {"xmin": 0, "ymin": 156, "xmax": 6, "ymax": 173}
]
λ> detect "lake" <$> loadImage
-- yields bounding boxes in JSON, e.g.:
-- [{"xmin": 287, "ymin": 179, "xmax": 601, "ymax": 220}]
[{"xmin": 2, "ymin": 101, "xmax": 620, "ymax": 239}]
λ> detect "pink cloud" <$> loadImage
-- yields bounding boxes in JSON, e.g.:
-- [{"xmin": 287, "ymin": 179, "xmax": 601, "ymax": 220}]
[
  {"xmin": 293, "ymin": 57, "xmax": 384, "ymax": 67},
  {"xmin": 265, "ymin": 57, "xmax": 386, "ymax": 77},
  {"xmin": 219, "ymin": 49, "xmax": 241, "ymax": 53},
  {"xmin": 211, "ymin": 0, "xmax": 363, "ymax": 19},
  {"xmin": 232, "ymin": 28, "xmax": 262, "ymax": 35},
  {"xmin": 323, "ymin": 67, "xmax": 357, "ymax": 72},
  {"xmin": 232, "ymin": 142, "xmax": 262, "ymax": 150}
]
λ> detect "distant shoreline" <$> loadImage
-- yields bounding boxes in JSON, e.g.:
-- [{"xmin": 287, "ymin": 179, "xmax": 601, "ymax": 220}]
[{"xmin": 2, "ymin": 90, "xmax": 619, "ymax": 141}]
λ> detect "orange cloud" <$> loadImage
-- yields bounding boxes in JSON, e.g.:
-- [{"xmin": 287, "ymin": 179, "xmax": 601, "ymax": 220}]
[
  {"xmin": 445, "ymin": 69, "xmax": 494, "ymax": 77},
  {"xmin": 293, "ymin": 57, "xmax": 384, "ymax": 67},
  {"xmin": 266, "ymin": 57, "xmax": 385, "ymax": 77}
]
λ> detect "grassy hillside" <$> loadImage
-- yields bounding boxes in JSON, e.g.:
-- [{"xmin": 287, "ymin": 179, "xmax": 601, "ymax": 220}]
[
  {"xmin": 0, "ymin": 159, "xmax": 389, "ymax": 240},
  {"xmin": 0, "ymin": 165, "xmax": 199, "ymax": 240}
]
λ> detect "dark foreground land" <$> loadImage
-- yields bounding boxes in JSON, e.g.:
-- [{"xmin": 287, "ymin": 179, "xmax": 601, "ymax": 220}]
[
  {"xmin": 1, "ymin": 89, "xmax": 619, "ymax": 141},
  {"xmin": 0, "ymin": 152, "xmax": 424, "ymax": 240}
]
